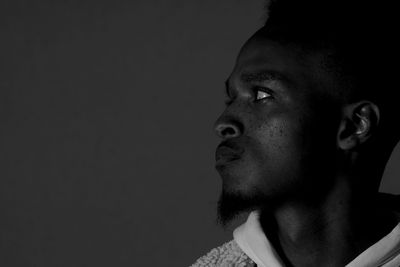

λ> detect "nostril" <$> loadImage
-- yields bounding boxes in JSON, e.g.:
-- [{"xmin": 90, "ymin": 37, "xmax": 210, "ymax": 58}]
[
  {"xmin": 216, "ymin": 123, "xmax": 239, "ymax": 138},
  {"xmin": 221, "ymin": 126, "xmax": 236, "ymax": 137}
]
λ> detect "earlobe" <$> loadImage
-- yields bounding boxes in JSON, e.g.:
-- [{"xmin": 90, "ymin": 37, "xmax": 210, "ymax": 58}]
[{"xmin": 337, "ymin": 101, "xmax": 380, "ymax": 151}]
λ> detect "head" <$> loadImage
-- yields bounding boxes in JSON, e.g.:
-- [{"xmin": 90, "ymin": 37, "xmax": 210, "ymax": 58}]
[{"xmin": 214, "ymin": 0, "xmax": 400, "ymax": 225}]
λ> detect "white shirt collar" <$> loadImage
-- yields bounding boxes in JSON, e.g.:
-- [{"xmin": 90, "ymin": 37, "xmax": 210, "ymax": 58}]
[
  {"xmin": 233, "ymin": 210, "xmax": 400, "ymax": 267},
  {"xmin": 233, "ymin": 211, "xmax": 284, "ymax": 267}
]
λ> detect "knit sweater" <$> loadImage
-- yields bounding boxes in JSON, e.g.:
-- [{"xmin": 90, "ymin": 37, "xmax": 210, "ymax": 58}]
[
  {"xmin": 190, "ymin": 194, "xmax": 400, "ymax": 267},
  {"xmin": 190, "ymin": 240, "xmax": 256, "ymax": 267}
]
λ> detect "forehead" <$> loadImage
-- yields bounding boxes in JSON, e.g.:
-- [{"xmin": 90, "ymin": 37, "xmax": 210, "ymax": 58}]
[
  {"xmin": 236, "ymin": 35, "xmax": 302, "ymax": 76},
  {"xmin": 230, "ymin": 33, "xmax": 335, "ymax": 95}
]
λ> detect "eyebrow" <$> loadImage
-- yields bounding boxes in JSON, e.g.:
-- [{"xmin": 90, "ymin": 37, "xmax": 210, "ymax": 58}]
[
  {"xmin": 225, "ymin": 70, "xmax": 288, "ymax": 97},
  {"xmin": 240, "ymin": 70, "xmax": 287, "ymax": 83}
]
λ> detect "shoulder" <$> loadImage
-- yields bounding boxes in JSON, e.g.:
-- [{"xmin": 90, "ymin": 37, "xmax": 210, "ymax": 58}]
[{"xmin": 190, "ymin": 240, "xmax": 255, "ymax": 267}]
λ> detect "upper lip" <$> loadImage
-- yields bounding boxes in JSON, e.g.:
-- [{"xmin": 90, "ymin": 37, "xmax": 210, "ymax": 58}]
[{"xmin": 215, "ymin": 140, "xmax": 244, "ymax": 162}]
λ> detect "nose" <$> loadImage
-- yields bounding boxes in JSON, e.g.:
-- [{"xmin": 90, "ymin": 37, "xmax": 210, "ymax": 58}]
[{"xmin": 214, "ymin": 120, "xmax": 242, "ymax": 139}]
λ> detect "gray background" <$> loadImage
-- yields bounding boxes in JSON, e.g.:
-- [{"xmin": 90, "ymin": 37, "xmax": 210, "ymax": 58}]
[{"xmin": 0, "ymin": 1, "xmax": 399, "ymax": 266}]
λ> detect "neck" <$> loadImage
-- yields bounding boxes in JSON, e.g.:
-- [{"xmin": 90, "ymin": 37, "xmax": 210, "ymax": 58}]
[{"xmin": 259, "ymin": 175, "xmax": 396, "ymax": 267}]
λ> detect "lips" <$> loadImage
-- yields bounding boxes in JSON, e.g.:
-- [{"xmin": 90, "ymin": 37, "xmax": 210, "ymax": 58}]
[{"xmin": 215, "ymin": 140, "xmax": 244, "ymax": 165}]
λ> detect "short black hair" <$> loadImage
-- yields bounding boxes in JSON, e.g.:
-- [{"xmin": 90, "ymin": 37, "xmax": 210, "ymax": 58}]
[{"xmin": 262, "ymin": 0, "xmax": 400, "ymax": 148}]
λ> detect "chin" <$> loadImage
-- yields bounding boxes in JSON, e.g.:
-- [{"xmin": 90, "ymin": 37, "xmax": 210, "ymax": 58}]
[
  {"xmin": 217, "ymin": 182, "xmax": 270, "ymax": 227},
  {"xmin": 216, "ymin": 158, "xmax": 254, "ymax": 189},
  {"xmin": 216, "ymin": 176, "xmax": 291, "ymax": 227}
]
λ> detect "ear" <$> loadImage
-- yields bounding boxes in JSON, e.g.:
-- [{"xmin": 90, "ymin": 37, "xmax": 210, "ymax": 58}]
[{"xmin": 337, "ymin": 101, "xmax": 380, "ymax": 150}]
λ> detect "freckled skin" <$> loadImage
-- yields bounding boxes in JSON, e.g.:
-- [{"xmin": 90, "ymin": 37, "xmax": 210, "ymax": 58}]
[{"xmin": 215, "ymin": 32, "xmax": 341, "ymax": 208}]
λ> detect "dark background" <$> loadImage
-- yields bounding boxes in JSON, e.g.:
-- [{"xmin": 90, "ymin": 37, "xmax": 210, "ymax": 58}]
[{"xmin": 0, "ymin": 1, "xmax": 399, "ymax": 266}]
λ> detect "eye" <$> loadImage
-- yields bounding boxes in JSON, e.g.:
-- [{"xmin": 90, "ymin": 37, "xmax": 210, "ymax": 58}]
[{"xmin": 254, "ymin": 88, "xmax": 273, "ymax": 101}]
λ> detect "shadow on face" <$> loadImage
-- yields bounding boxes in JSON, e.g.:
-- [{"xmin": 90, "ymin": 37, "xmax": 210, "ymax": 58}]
[{"xmin": 215, "ymin": 29, "xmax": 343, "ymax": 224}]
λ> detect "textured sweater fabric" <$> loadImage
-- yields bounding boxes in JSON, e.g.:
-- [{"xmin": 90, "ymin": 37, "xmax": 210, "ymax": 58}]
[
  {"xmin": 190, "ymin": 193, "xmax": 400, "ymax": 267},
  {"xmin": 190, "ymin": 240, "xmax": 255, "ymax": 267}
]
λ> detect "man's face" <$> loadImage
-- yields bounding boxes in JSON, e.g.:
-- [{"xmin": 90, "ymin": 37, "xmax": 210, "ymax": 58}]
[{"xmin": 214, "ymin": 31, "xmax": 341, "ymax": 224}]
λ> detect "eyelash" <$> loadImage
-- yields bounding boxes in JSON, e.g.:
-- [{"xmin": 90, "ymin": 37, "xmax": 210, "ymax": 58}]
[{"xmin": 224, "ymin": 87, "xmax": 273, "ymax": 106}]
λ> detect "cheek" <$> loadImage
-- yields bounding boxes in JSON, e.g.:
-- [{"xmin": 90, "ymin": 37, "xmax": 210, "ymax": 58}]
[
  {"xmin": 246, "ymin": 115, "xmax": 310, "ymax": 187},
  {"xmin": 252, "ymin": 115, "xmax": 303, "ymax": 163},
  {"xmin": 251, "ymin": 113, "xmax": 338, "ymax": 190}
]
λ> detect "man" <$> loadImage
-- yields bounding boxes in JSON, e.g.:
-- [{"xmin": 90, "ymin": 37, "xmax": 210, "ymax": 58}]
[{"xmin": 191, "ymin": 0, "xmax": 400, "ymax": 266}]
